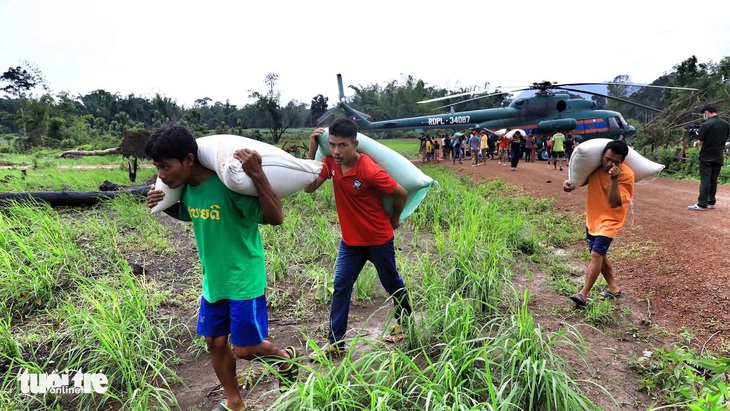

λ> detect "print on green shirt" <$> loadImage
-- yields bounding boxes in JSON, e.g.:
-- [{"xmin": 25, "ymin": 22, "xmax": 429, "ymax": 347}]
[{"xmin": 180, "ymin": 174, "xmax": 266, "ymax": 303}]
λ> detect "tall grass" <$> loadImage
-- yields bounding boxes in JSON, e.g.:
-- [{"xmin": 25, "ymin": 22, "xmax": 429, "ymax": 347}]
[
  {"xmin": 0, "ymin": 194, "xmax": 181, "ymax": 410},
  {"xmin": 0, "ymin": 317, "xmax": 18, "ymax": 359},
  {"xmin": 1, "ymin": 262, "xmax": 183, "ymax": 410},
  {"xmin": 0, "ymin": 159, "xmax": 607, "ymax": 410},
  {"xmin": 105, "ymin": 193, "xmax": 171, "ymax": 253},
  {"xmin": 0, "ymin": 201, "xmax": 89, "ymax": 318},
  {"xmin": 273, "ymin": 293, "xmax": 600, "ymax": 411},
  {"xmin": 56, "ymin": 261, "xmax": 182, "ymax": 410},
  {"xmin": 269, "ymin": 167, "xmax": 603, "ymax": 410},
  {"xmin": 486, "ymin": 293, "xmax": 603, "ymax": 410}
]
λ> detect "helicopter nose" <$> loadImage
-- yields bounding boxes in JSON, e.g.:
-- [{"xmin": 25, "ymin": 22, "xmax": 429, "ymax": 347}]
[{"xmin": 624, "ymin": 125, "xmax": 636, "ymax": 137}]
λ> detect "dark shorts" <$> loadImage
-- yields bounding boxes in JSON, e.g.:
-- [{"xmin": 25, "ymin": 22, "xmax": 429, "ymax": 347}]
[
  {"xmin": 196, "ymin": 295, "xmax": 269, "ymax": 347},
  {"xmin": 553, "ymin": 151, "xmax": 565, "ymax": 158},
  {"xmin": 586, "ymin": 229, "xmax": 613, "ymax": 256}
]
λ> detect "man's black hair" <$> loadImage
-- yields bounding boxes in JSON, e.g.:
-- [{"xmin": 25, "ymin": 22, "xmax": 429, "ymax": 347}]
[
  {"xmin": 700, "ymin": 103, "xmax": 717, "ymax": 114},
  {"xmin": 145, "ymin": 124, "xmax": 198, "ymax": 163},
  {"xmin": 329, "ymin": 118, "xmax": 358, "ymax": 140},
  {"xmin": 603, "ymin": 139, "xmax": 629, "ymax": 160}
]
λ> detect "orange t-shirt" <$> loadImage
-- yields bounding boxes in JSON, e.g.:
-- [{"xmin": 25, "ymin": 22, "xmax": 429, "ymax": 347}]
[{"xmin": 585, "ymin": 164, "xmax": 634, "ymax": 238}]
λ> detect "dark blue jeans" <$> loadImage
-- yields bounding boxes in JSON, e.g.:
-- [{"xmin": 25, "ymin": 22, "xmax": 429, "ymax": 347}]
[
  {"xmin": 698, "ymin": 160, "xmax": 722, "ymax": 207},
  {"xmin": 328, "ymin": 238, "xmax": 412, "ymax": 346},
  {"xmin": 452, "ymin": 148, "xmax": 462, "ymax": 163},
  {"xmin": 510, "ymin": 143, "xmax": 522, "ymax": 168}
]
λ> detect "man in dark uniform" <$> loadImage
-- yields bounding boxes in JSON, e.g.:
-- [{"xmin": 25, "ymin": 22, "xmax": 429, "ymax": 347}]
[{"xmin": 688, "ymin": 104, "xmax": 730, "ymax": 211}]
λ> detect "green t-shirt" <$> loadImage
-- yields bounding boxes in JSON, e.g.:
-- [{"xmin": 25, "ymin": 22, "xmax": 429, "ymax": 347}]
[
  {"xmin": 179, "ymin": 174, "xmax": 266, "ymax": 303},
  {"xmin": 551, "ymin": 133, "xmax": 565, "ymax": 152}
]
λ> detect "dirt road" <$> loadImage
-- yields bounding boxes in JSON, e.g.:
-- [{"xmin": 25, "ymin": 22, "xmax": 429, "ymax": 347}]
[{"xmin": 455, "ymin": 156, "xmax": 730, "ymax": 348}]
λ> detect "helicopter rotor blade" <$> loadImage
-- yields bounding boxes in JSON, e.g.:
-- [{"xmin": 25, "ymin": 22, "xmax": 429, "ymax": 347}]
[
  {"xmin": 556, "ymin": 86, "xmax": 663, "ymax": 112},
  {"xmin": 556, "ymin": 82, "xmax": 698, "ymax": 91},
  {"xmin": 417, "ymin": 87, "xmax": 501, "ymax": 104},
  {"xmin": 349, "ymin": 107, "xmax": 371, "ymax": 120},
  {"xmin": 316, "ymin": 107, "xmax": 339, "ymax": 125},
  {"xmin": 432, "ymin": 91, "xmax": 511, "ymax": 111}
]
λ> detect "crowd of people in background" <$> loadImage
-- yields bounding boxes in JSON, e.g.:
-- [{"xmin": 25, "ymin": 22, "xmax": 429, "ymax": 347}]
[{"xmin": 418, "ymin": 130, "xmax": 581, "ymax": 170}]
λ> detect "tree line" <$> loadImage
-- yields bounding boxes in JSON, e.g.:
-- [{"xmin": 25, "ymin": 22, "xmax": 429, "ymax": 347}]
[{"xmin": 1, "ymin": 56, "xmax": 728, "ymax": 153}]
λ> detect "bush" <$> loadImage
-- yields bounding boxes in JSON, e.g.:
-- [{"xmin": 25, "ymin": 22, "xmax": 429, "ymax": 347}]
[
  {"xmin": 655, "ymin": 146, "xmax": 730, "ymax": 184},
  {"xmin": 657, "ymin": 147, "xmax": 680, "ymax": 172}
]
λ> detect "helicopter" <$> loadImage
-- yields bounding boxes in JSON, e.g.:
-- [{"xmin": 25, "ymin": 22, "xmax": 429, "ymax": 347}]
[{"xmin": 318, "ymin": 74, "xmax": 697, "ymax": 160}]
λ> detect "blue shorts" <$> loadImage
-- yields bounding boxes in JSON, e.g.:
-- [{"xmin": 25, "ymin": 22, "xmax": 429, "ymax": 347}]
[
  {"xmin": 586, "ymin": 229, "xmax": 613, "ymax": 256},
  {"xmin": 196, "ymin": 295, "xmax": 269, "ymax": 348}
]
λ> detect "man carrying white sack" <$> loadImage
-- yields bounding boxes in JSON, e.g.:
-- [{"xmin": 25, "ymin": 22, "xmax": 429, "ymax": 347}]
[
  {"xmin": 563, "ymin": 139, "xmax": 634, "ymax": 309},
  {"xmin": 145, "ymin": 125, "xmax": 299, "ymax": 411}
]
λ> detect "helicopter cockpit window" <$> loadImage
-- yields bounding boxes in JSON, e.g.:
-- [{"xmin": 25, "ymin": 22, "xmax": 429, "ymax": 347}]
[{"xmin": 608, "ymin": 117, "xmax": 620, "ymax": 131}]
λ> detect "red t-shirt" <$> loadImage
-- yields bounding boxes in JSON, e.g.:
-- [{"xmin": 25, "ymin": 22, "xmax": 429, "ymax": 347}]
[
  {"xmin": 319, "ymin": 154, "xmax": 398, "ymax": 246},
  {"xmin": 499, "ymin": 136, "xmax": 509, "ymax": 148}
]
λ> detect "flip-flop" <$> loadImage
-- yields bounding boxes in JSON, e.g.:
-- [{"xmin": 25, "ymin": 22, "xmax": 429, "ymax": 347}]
[
  {"xmin": 383, "ymin": 325, "xmax": 407, "ymax": 343},
  {"xmin": 570, "ymin": 293, "xmax": 587, "ymax": 309},
  {"xmin": 278, "ymin": 346, "xmax": 299, "ymax": 392},
  {"xmin": 308, "ymin": 343, "xmax": 345, "ymax": 362},
  {"xmin": 599, "ymin": 289, "xmax": 622, "ymax": 300}
]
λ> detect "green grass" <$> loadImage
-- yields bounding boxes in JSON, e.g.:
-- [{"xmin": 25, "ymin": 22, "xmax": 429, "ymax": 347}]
[
  {"xmin": 0, "ymin": 158, "xmax": 644, "ymax": 410},
  {"xmin": 55, "ymin": 264, "xmax": 183, "ymax": 410},
  {"xmin": 0, "ymin": 317, "xmax": 18, "ymax": 360},
  {"xmin": 630, "ymin": 340, "xmax": 730, "ymax": 409},
  {"xmin": 0, "ymin": 166, "xmax": 156, "ymax": 192},
  {"xmin": 0, "ymin": 201, "xmax": 90, "ymax": 318},
  {"xmin": 583, "ymin": 299, "xmax": 625, "ymax": 327},
  {"xmin": 268, "ymin": 167, "xmax": 605, "ymax": 410},
  {"xmin": 0, "ymin": 138, "xmax": 416, "ymax": 194},
  {"xmin": 0, "ymin": 192, "xmax": 181, "ymax": 409},
  {"xmin": 378, "ymin": 138, "xmax": 421, "ymax": 159},
  {"xmin": 0, "ymin": 152, "xmax": 134, "ymax": 167}
]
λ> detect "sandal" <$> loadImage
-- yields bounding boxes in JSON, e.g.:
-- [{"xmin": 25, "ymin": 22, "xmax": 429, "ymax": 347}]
[
  {"xmin": 308, "ymin": 343, "xmax": 344, "ymax": 363},
  {"xmin": 569, "ymin": 293, "xmax": 587, "ymax": 309},
  {"xmin": 599, "ymin": 289, "xmax": 622, "ymax": 300},
  {"xmin": 278, "ymin": 346, "xmax": 299, "ymax": 392},
  {"xmin": 383, "ymin": 324, "xmax": 407, "ymax": 343}
]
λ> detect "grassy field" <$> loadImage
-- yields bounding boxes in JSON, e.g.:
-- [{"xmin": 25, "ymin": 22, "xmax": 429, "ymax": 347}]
[{"xmin": 1, "ymin": 143, "xmax": 727, "ymax": 410}]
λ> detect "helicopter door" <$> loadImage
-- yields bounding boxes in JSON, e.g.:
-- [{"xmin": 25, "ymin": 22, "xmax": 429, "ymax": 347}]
[{"xmin": 607, "ymin": 117, "xmax": 620, "ymax": 132}]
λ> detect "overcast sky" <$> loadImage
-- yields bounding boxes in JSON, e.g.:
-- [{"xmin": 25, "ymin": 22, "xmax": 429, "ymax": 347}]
[{"xmin": 2, "ymin": 0, "xmax": 729, "ymax": 109}]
